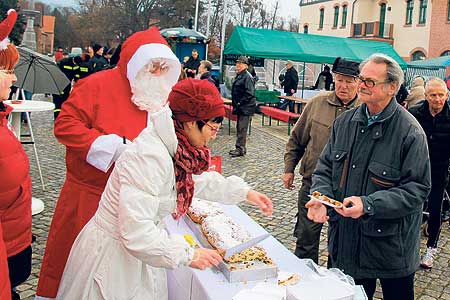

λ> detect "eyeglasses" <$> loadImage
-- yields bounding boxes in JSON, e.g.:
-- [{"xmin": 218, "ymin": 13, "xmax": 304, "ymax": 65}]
[
  {"xmin": 200, "ymin": 120, "xmax": 221, "ymax": 134},
  {"xmin": 147, "ymin": 61, "xmax": 169, "ymax": 74},
  {"xmin": 357, "ymin": 76, "xmax": 390, "ymax": 88},
  {"xmin": 0, "ymin": 69, "xmax": 14, "ymax": 75}
]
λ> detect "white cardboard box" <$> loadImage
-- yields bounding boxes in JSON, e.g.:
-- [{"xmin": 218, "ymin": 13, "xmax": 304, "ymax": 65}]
[{"xmin": 287, "ymin": 278, "xmax": 354, "ymax": 300}]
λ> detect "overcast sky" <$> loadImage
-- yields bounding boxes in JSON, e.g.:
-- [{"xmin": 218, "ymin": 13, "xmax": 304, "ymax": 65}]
[
  {"xmin": 38, "ymin": 0, "xmax": 300, "ymax": 19},
  {"xmin": 264, "ymin": 0, "xmax": 300, "ymax": 19}
]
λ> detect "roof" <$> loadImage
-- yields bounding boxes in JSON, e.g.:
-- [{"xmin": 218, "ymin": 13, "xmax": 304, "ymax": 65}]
[
  {"xmin": 224, "ymin": 26, "xmax": 406, "ymax": 69},
  {"xmin": 407, "ymin": 55, "xmax": 450, "ymax": 69},
  {"xmin": 160, "ymin": 27, "xmax": 207, "ymax": 43}
]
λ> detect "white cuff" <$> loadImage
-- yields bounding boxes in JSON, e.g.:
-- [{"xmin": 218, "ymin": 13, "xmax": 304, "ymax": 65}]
[{"xmin": 86, "ymin": 134, "xmax": 125, "ymax": 173}]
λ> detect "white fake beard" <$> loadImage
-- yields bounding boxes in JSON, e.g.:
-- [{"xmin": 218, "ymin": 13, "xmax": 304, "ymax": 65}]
[{"xmin": 130, "ymin": 70, "xmax": 172, "ymax": 112}]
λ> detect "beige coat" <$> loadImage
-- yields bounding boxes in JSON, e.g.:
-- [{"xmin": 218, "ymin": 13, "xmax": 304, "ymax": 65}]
[
  {"xmin": 405, "ymin": 77, "xmax": 425, "ymax": 108},
  {"xmin": 284, "ymin": 91, "xmax": 359, "ymax": 180}
]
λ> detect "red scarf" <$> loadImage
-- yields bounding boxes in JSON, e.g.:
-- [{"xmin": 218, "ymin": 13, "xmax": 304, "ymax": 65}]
[{"xmin": 172, "ymin": 120, "xmax": 210, "ymax": 220}]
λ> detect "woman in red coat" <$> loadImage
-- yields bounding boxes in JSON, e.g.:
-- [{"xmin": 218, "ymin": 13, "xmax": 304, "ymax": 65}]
[{"xmin": 0, "ymin": 10, "xmax": 32, "ymax": 300}]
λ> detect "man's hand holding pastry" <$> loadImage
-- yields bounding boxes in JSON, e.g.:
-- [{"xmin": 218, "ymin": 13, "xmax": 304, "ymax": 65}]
[
  {"xmin": 305, "ymin": 199, "xmax": 329, "ymax": 223},
  {"xmin": 335, "ymin": 196, "xmax": 364, "ymax": 219}
]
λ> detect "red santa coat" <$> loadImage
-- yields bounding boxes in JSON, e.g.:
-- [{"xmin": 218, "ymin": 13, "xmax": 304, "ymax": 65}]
[
  {"xmin": 0, "ymin": 105, "xmax": 32, "ymax": 257},
  {"xmin": 0, "ymin": 224, "xmax": 11, "ymax": 300},
  {"xmin": 37, "ymin": 27, "xmax": 181, "ymax": 298}
]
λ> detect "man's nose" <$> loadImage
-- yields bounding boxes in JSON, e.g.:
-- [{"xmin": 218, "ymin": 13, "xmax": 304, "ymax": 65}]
[{"xmin": 152, "ymin": 68, "xmax": 161, "ymax": 76}]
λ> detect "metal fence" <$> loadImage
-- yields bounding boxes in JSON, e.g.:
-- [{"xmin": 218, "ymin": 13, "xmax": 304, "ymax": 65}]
[{"xmin": 404, "ymin": 66, "xmax": 446, "ymax": 87}]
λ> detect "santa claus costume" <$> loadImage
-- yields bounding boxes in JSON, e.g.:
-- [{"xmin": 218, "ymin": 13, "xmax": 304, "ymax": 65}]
[
  {"xmin": 36, "ymin": 27, "xmax": 181, "ymax": 299},
  {"xmin": 0, "ymin": 9, "xmax": 32, "ymax": 300},
  {"xmin": 55, "ymin": 79, "xmax": 260, "ymax": 299}
]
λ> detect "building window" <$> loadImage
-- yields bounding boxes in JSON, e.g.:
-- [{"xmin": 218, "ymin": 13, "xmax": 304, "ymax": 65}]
[
  {"xmin": 441, "ymin": 50, "xmax": 450, "ymax": 56},
  {"xmin": 304, "ymin": 25, "xmax": 309, "ymax": 34},
  {"xmin": 379, "ymin": 3, "xmax": 386, "ymax": 37},
  {"xmin": 319, "ymin": 8, "xmax": 324, "ymax": 29},
  {"xmin": 411, "ymin": 50, "xmax": 426, "ymax": 61},
  {"xmin": 448, "ymin": 0, "xmax": 450, "ymax": 21},
  {"xmin": 405, "ymin": 0, "xmax": 413, "ymax": 25},
  {"xmin": 419, "ymin": 0, "xmax": 427, "ymax": 24},
  {"xmin": 342, "ymin": 5, "xmax": 348, "ymax": 27},
  {"xmin": 333, "ymin": 6, "xmax": 339, "ymax": 28}
]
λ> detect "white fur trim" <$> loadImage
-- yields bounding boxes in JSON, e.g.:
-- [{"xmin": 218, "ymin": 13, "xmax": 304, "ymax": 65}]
[
  {"xmin": 0, "ymin": 37, "xmax": 9, "ymax": 50},
  {"xmin": 127, "ymin": 44, "xmax": 181, "ymax": 88},
  {"xmin": 7, "ymin": 9, "xmax": 15, "ymax": 15}
]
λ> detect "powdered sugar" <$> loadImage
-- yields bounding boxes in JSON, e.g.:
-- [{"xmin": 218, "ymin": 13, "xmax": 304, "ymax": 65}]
[
  {"xmin": 202, "ymin": 214, "xmax": 252, "ymax": 250},
  {"xmin": 189, "ymin": 198, "xmax": 223, "ymax": 218}
]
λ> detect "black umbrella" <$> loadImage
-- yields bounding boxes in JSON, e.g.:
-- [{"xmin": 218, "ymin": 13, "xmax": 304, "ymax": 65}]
[{"xmin": 14, "ymin": 46, "xmax": 70, "ymax": 94}]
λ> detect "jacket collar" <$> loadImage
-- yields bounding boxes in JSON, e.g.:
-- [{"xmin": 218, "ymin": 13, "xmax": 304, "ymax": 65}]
[
  {"xmin": 326, "ymin": 92, "xmax": 358, "ymax": 108},
  {"xmin": 417, "ymin": 99, "xmax": 450, "ymax": 120},
  {"xmin": 0, "ymin": 103, "xmax": 12, "ymax": 127},
  {"xmin": 352, "ymin": 97, "xmax": 398, "ymax": 125},
  {"xmin": 351, "ymin": 98, "xmax": 398, "ymax": 140},
  {"xmin": 150, "ymin": 105, "xmax": 178, "ymax": 157}
]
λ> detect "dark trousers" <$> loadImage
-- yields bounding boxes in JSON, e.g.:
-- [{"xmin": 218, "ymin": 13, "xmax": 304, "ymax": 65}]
[
  {"xmin": 426, "ymin": 164, "xmax": 449, "ymax": 248},
  {"xmin": 235, "ymin": 115, "xmax": 251, "ymax": 154},
  {"xmin": 355, "ymin": 273, "xmax": 415, "ymax": 300},
  {"xmin": 294, "ymin": 178, "xmax": 323, "ymax": 263},
  {"xmin": 278, "ymin": 92, "xmax": 295, "ymax": 112},
  {"xmin": 8, "ymin": 245, "xmax": 32, "ymax": 288}
]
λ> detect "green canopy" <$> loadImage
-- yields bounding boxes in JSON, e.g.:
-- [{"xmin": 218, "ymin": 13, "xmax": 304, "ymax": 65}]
[
  {"xmin": 407, "ymin": 55, "xmax": 450, "ymax": 68},
  {"xmin": 224, "ymin": 26, "xmax": 406, "ymax": 69}
]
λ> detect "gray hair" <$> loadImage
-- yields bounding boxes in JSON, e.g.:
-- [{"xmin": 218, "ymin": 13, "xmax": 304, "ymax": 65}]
[
  {"xmin": 425, "ymin": 77, "xmax": 447, "ymax": 92},
  {"xmin": 200, "ymin": 60, "xmax": 212, "ymax": 71},
  {"xmin": 360, "ymin": 53, "xmax": 404, "ymax": 92}
]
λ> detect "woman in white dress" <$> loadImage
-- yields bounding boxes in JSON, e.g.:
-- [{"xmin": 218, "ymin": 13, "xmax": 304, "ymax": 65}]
[{"xmin": 56, "ymin": 77, "xmax": 273, "ymax": 299}]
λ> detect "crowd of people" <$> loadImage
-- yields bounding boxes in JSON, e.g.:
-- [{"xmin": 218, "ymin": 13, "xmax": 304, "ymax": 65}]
[{"xmin": 1, "ymin": 6, "xmax": 450, "ymax": 300}]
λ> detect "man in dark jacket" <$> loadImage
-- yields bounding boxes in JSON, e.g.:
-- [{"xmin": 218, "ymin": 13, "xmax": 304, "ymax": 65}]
[
  {"xmin": 307, "ymin": 54, "xmax": 431, "ymax": 300},
  {"xmin": 279, "ymin": 60, "xmax": 298, "ymax": 112},
  {"xmin": 313, "ymin": 65, "xmax": 333, "ymax": 90},
  {"xmin": 89, "ymin": 43, "xmax": 108, "ymax": 73},
  {"xmin": 198, "ymin": 60, "xmax": 219, "ymax": 91},
  {"xmin": 409, "ymin": 77, "xmax": 450, "ymax": 269},
  {"xmin": 53, "ymin": 55, "xmax": 82, "ymax": 119},
  {"xmin": 184, "ymin": 49, "xmax": 201, "ymax": 78},
  {"xmin": 229, "ymin": 56, "xmax": 256, "ymax": 157}
]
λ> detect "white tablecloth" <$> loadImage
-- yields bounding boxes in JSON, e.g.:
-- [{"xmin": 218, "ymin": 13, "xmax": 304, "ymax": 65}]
[
  {"xmin": 164, "ymin": 205, "xmax": 367, "ymax": 300},
  {"xmin": 4, "ymin": 100, "xmax": 54, "ymax": 137},
  {"xmin": 274, "ymin": 88, "xmax": 323, "ymax": 100}
]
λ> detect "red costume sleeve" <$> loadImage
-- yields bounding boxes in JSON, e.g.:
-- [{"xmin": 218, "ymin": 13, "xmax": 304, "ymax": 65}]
[{"xmin": 54, "ymin": 79, "xmax": 104, "ymax": 157}]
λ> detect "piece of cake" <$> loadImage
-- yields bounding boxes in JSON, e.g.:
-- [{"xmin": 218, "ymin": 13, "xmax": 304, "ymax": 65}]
[
  {"xmin": 201, "ymin": 214, "xmax": 252, "ymax": 255},
  {"xmin": 187, "ymin": 198, "xmax": 223, "ymax": 224},
  {"xmin": 225, "ymin": 246, "xmax": 274, "ymax": 265}
]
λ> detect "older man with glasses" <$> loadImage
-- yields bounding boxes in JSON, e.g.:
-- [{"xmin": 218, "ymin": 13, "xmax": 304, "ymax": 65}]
[{"xmin": 307, "ymin": 53, "xmax": 431, "ymax": 300}]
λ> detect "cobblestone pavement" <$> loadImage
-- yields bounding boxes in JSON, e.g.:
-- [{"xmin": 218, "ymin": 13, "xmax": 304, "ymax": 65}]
[{"xmin": 16, "ymin": 95, "xmax": 450, "ymax": 299}]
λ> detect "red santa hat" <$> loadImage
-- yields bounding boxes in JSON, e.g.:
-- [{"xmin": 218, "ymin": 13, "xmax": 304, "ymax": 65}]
[
  {"xmin": 0, "ymin": 9, "xmax": 18, "ymax": 51},
  {"xmin": 169, "ymin": 78, "xmax": 225, "ymax": 122},
  {"xmin": 118, "ymin": 26, "xmax": 181, "ymax": 86}
]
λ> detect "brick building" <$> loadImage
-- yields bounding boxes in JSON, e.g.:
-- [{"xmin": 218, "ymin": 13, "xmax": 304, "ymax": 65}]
[{"xmin": 299, "ymin": 0, "xmax": 450, "ymax": 61}]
